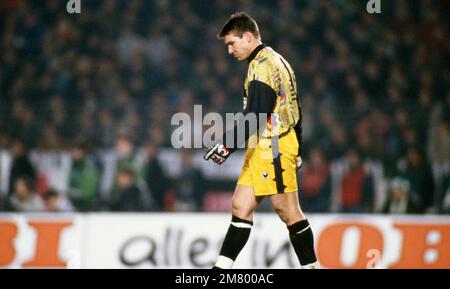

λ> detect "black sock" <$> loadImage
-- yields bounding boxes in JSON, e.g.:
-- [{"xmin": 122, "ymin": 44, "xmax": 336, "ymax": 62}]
[
  {"xmin": 287, "ymin": 219, "xmax": 318, "ymax": 266},
  {"xmin": 215, "ymin": 215, "xmax": 253, "ymax": 268}
]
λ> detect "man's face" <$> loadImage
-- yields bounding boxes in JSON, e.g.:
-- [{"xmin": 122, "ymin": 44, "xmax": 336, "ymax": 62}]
[
  {"xmin": 71, "ymin": 148, "xmax": 84, "ymax": 161},
  {"xmin": 309, "ymin": 150, "xmax": 323, "ymax": 169},
  {"xmin": 11, "ymin": 141, "xmax": 24, "ymax": 157},
  {"xmin": 116, "ymin": 139, "xmax": 133, "ymax": 157},
  {"xmin": 347, "ymin": 151, "xmax": 360, "ymax": 169},
  {"xmin": 224, "ymin": 32, "xmax": 252, "ymax": 61},
  {"xmin": 117, "ymin": 173, "xmax": 133, "ymax": 188},
  {"xmin": 45, "ymin": 196, "xmax": 59, "ymax": 211},
  {"xmin": 14, "ymin": 180, "xmax": 30, "ymax": 200},
  {"xmin": 391, "ymin": 188, "xmax": 406, "ymax": 201}
]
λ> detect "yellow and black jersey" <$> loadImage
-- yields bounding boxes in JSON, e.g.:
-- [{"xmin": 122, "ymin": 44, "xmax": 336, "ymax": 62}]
[{"xmin": 223, "ymin": 44, "xmax": 303, "ymax": 156}]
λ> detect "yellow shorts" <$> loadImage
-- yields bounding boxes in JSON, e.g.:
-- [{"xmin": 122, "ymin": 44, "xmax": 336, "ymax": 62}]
[{"xmin": 237, "ymin": 128, "xmax": 299, "ymax": 196}]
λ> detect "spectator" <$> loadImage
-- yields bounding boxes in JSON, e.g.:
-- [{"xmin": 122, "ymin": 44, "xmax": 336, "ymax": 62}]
[
  {"xmin": 299, "ymin": 147, "xmax": 331, "ymax": 212},
  {"xmin": 339, "ymin": 148, "xmax": 374, "ymax": 213},
  {"xmin": 428, "ymin": 120, "xmax": 450, "ymax": 167},
  {"xmin": 67, "ymin": 141, "xmax": 101, "ymax": 211},
  {"xmin": 8, "ymin": 177, "xmax": 45, "ymax": 212},
  {"xmin": 174, "ymin": 150, "xmax": 205, "ymax": 211},
  {"xmin": 114, "ymin": 135, "xmax": 144, "ymax": 180},
  {"xmin": 325, "ymin": 124, "xmax": 349, "ymax": 161},
  {"xmin": 384, "ymin": 108, "xmax": 410, "ymax": 177},
  {"xmin": 110, "ymin": 167, "xmax": 153, "ymax": 211},
  {"xmin": 436, "ymin": 167, "xmax": 450, "ymax": 214},
  {"xmin": 382, "ymin": 177, "xmax": 420, "ymax": 214},
  {"xmin": 396, "ymin": 147, "xmax": 435, "ymax": 213},
  {"xmin": 143, "ymin": 141, "xmax": 168, "ymax": 211},
  {"xmin": 43, "ymin": 189, "xmax": 74, "ymax": 212},
  {"xmin": 8, "ymin": 138, "xmax": 35, "ymax": 196},
  {"xmin": 442, "ymin": 172, "xmax": 450, "ymax": 214}
]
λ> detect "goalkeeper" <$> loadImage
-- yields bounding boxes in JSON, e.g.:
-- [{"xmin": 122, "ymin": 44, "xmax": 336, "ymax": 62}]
[{"xmin": 204, "ymin": 12, "xmax": 319, "ymax": 269}]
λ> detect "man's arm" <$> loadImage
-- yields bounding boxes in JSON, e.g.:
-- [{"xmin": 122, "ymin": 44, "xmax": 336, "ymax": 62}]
[
  {"xmin": 204, "ymin": 80, "xmax": 277, "ymax": 164},
  {"xmin": 293, "ymin": 101, "xmax": 303, "ymax": 169}
]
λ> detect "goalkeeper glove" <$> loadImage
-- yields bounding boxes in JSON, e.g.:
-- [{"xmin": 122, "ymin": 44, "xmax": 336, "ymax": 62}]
[{"xmin": 204, "ymin": 143, "xmax": 230, "ymax": 165}]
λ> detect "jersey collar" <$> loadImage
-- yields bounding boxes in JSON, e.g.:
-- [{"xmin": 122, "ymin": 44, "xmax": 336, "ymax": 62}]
[{"xmin": 247, "ymin": 43, "xmax": 266, "ymax": 63}]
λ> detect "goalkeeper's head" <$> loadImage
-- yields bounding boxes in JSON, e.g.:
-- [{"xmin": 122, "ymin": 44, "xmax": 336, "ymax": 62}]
[{"xmin": 217, "ymin": 12, "xmax": 262, "ymax": 62}]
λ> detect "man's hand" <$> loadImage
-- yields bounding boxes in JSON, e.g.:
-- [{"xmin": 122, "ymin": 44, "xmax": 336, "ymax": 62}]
[
  {"xmin": 296, "ymin": 156, "xmax": 303, "ymax": 171},
  {"xmin": 204, "ymin": 144, "xmax": 230, "ymax": 165}
]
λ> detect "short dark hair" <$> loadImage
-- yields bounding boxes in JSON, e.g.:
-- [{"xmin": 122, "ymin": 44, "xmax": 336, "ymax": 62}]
[
  {"xmin": 116, "ymin": 133, "xmax": 134, "ymax": 145},
  {"xmin": 217, "ymin": 12, "xmax": 260, "ymax": 39},
  {"xmin": 16, "ymin": 176, "xmax": 35, "ymax": 192},
  {"xmin": 73, "ymin": 139, "xmax": 91, "ymax": 153},
  {"xmin": 43, "ymin": 189, "xmax": 59, "ymax": 201}
]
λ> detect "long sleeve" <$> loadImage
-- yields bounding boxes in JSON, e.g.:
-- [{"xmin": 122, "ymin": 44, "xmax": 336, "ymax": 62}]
[
  {"xmin": 221, "ymin": 80, "xmax": 277, "ymax": 153},
  {"xmin": 293, "ymin": 102, "xmax": 303, "ymax": 156}
]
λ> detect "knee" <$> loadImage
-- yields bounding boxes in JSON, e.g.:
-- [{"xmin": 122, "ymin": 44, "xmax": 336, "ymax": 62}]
[
  {"xmin": 273, "ymin": 206, "xmax": 303, "ymax": 225},
  {"xmin": 271, "ymin": 199, "xmax": 289, "ymax": 223},
  {"xmin": 273, "ymin": 207, "xmax": 290, "ymax": 224},
  {"xmin": 231, "ymin": 198, "xmax": 253, "ymax": 221}
]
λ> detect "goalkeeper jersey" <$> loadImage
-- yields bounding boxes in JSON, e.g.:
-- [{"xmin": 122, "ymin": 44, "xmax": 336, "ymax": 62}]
[{"xmin": 222, "ymin": 44, "xmax": 303, "ymax": 155}]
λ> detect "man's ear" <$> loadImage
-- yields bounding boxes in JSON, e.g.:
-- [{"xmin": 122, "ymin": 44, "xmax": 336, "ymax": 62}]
[{"xmin": 243, "ymin": 31, "xmax": 252, "ymax": 43}]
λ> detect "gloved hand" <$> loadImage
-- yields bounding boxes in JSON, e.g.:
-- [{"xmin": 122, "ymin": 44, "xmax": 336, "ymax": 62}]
[{"xmin": 204, "ymin": 143, "xmax": 230, "ymax": 165}]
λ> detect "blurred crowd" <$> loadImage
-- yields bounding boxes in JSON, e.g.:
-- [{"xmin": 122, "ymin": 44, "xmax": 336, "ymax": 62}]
[{"xmin": 0, "ymin": 0, "xmax": 448, "ymax": 214}]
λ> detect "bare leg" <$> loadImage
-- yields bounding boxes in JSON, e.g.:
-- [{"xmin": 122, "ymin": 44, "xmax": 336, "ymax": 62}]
[
  {"xmin": 214, "ymin": 185, "xmax": 264, "ymax": 268},
  {"xmin": 269, "ymin": 191, "xmax": 319, "ymax": 269},
  {"xmin": 232, "ymin": 185, "xmax": 264, "ymax": 221},
  {"xmin": 269, "ymin": 190, "xmax": 305, "ymax": 225}
]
